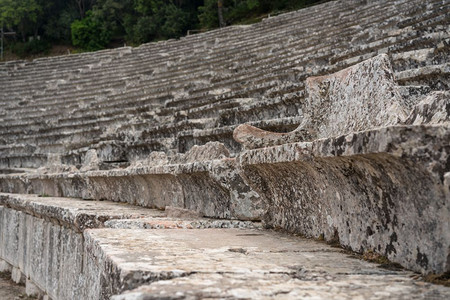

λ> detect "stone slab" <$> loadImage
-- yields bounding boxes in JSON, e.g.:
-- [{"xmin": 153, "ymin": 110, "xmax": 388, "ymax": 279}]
[
  {"xmin": 0, "ymin": 194, "xmax": 259, "ymax": 299},
  {"xmin": 303, "ymin": 54, "xmax": 407, "ymax": 139},
  {"xmin": 0, "ymin": 193, "xmax": 165, "ymax": 231},
  {"xmin": 233, "ymin": 54, "xmax": 409, "ymax": 150},
  {"xmin": 89, "ymin": 228, "xmax": 450, "ymax": 300},
  {"xmin": 0, "ymin": 193, "xmax": 257, "ymax": 231},
  {"xmin": 0, "ymin": 194, "xmax": 449, "ymax": 299},
  {"xmin": 113, "ymin": 272, "xmax": 450, "ymax": 300},
  {"xmin": 0, "ymin": 146, "xmax": 263, "ymax": 221},
  {"xmin": 237, "ymin": 124, "xmax": 450, "ymax": 274}
]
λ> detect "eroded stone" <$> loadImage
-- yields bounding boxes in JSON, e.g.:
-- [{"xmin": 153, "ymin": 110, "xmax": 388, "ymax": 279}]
[{"xmin": 238, "ymin": 125, "xmax": 450, "ymax": 274}]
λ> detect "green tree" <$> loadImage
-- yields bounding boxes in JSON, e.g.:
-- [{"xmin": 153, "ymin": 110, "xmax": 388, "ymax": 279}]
[
  {"xmin": 73, "ymin": 0, "xmax": 96, "ymax": 18},
  {"xmin": 71, "ymin": 10, "xmax": 110, "ymax": 51},
  {"xmin": 198, "ymin": 0, "xmax": 219, "ymax": 29},
  {"xmin": 44, "ymin": 8, "xmax": 79, "ymax": 42},
  {"xmin": 124, "ymin": 0, "xmax": 190, "ymax": 44},
  {"xmin": 94, "ymin": 0, "xmax": 133, "ymax": 35},
  {"xmin": 0, "ymin": 0, "xmax": 42, "ymax": 41},
  {"xmin": 161, "ymin": 3, "xmax": 189, "ymax": 38}
]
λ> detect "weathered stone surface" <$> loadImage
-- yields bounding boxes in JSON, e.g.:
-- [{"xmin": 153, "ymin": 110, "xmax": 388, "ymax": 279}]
[
  {"xmin": 86, "ymin": 157, "xmax": 262, "ymax": 220},
  {"xmin": 405, "ymin": 91, "xmax": 450, "ymax": 125},
  {"xmin": 104, "ymin": 217, "xmax": 259, "ymax": 230},
  {"xmin": 232, "ymin": 54, "xmax": 450, "ymax": 275},
  {"xmin": 38, "ymin": 154, "xmax": 78, "ymax": 174},
  {"xmin": 113, "ymin": 273, "xmax": 450, "ymax": 300},
  {"xmin": 164, "ymin": 206, "xmax": 203, "ymax": 219},
  {"xmin": 0, "ymin": 143, "xmax": 263, "ymax": 221},
  {"xmin": 234, "ymin": 123, "xmax": 312, "ymax": 150},
  {"xmin": 238, "ymin": 124, "xmax": 450, "ymax": 274},
  {"xmin": 80, "ymin": 149, "xmax": 100, "ymax": 172},
  {"xmin": 0, "ymin": 0, "xmax": 450, "ymax": 297},
  {"xmin": 303, "ymin": 54, "xmax": 408, "ymax": 138},
  {"xmin": 101, "ymin": 228, "xmax": 450, "ymax": 300},
  {"xmin": 234, "ymin": 55, "xmax": 409, "ymax": 150},
  {"xmin": 129, "ymin": 152, "xmax": 169, "ymax": 168},
  {"xmin": 175, "ymin": 141, "xmax": 230, "ymax": 163},
  {"xmin": 1, "ymin": 193, "xmax": 450, "ymax": 300},
  {"xmin": 0, "ymin": 193, "xmax": 258, "ymax": 299},
  {"xmin": 0, "ymin": 193, "xmax": 166, "ymax": 231}
]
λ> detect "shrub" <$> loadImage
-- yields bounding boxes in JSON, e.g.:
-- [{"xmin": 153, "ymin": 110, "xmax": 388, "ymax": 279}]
[
  {"xmin": 12, "ymin": 39, "xmax": 51, "ymax": 58},
  {"xmin": 71, "ymin": 11, "xmax": 111, "ymax": 51}
]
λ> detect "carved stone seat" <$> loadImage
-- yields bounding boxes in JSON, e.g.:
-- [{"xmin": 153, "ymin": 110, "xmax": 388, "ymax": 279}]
[
  {"xmin": 233, "ymin": 54, "xmax": 450, "ymax": 274},
  {"xmin": 234, "ymin": 54, "xmax": 409, "ymax": 149}
]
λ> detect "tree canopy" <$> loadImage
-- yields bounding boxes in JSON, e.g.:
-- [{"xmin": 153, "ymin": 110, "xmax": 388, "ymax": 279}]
[{"xmin": 0, "ymin": 0, "xmax": 324, "ymax": 58}]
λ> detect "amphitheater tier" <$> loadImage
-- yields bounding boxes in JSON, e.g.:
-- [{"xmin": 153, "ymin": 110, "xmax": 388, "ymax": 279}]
[{"xmin": 1, "ymin": 0, "xmax": 450, "ymax": 299}]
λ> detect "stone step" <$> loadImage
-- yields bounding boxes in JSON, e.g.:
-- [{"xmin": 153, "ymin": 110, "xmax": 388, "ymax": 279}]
[
  {"xmin": 0, "ymin": 9, "xmax": 442, "ymax": 118},
  {"xmin": 1, "ymin": 193, "xmax": 449, "ymax": 300},
  {"xmin": 0, "ymin": 141, "xmax": 263, "ymax": 221},
  {"xmin": 0, "ymin": 193, "xmax": 258, "ymax": 299},
  {"xmin": 236, "ymin": 123, "xmax": 450, "ymax": 274}
]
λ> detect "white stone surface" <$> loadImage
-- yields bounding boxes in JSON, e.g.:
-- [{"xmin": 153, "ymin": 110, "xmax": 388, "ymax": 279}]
[
  {"xmin": 26, "ymin": 279, "xmax": 41, "ymax": 297},
  {"xmin": 11, "ymin": 267, "xmax": 24, "ymax": 284},
  {"xmin": 0, "ymin": 259, "xmax": 12, "ymax": 273}
]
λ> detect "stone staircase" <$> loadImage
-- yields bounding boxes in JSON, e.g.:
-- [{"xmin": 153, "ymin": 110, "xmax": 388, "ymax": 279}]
[
  {"xmin": 0, "ymin": 0, "xmax": 448, "ymax": 168},
  {"xmin": 1, "ymin": 0, "xmax": 450, "ymax": 299},
  {"xmin": 2, "ymin": 193, "xmax": 450, "ymax": 300}
]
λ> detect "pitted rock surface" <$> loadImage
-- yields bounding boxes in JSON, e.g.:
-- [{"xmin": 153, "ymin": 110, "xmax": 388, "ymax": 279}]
[
  {"xmin": 237, "ymin": 125, "xmax": 450, "ymax": 274},
  {"xmin": 1, "ymin": 0, "xmax": 450, "ymax": 298},
  {"xmin": 1, "ymin": 194, "xmax": 449, "ymax": 299},
  {"xmin": 233, "ymin": 55, "xmax": 410, "ymax": 150},
  {"xmin": 80, "ymin": 149, "xmax": 100, "ymax": 172},
  {"xmin": 177, "ymin": 141, "xmax": 230, "ymax": 163},
  {"xmin": 303, "ymin": 54, "xmax": 408, "ymax": 139},
  {"xmin": 405, "ymin": 91, "xmax": 450, "ymax": 125},
  {"xmin": 105, "ymin": 229, "xmax": 450, "ymax": 300},
  {"xmin": 113, "ymin": 273, "xmax": 450, "ymax": 300}
]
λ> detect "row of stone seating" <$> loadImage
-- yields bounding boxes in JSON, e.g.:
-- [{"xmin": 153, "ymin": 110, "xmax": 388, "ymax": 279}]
[
  {"xmin": 0, "ymin": 0, "xmax": 449, "ymax": 171},
  {"xmin": 2, "ymin": 53, "xmax": 449, "ymax": 276},
  {"xmin": 1, "ymin": 1, "xmax": 450, "ymax": 297}
]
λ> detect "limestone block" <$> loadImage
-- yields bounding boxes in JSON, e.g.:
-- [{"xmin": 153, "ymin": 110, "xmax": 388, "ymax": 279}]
[
  {"xmin": 233, "ymin": 123, "xmax": 311, "ymax": 150},
  {"xmin": 39, "ymin": 153, "xmax": 78, "ymax": 174},
  {"xmin": 0, "ymin": 142, "xmax": 262, "ymax": 221},
  {"xmin": 234, "ymin": 54, "xmax": 409, "ymax": 150},
  {"xmin": 178, "ymin": 141, "xmax": 230, "ymax": 163},
  {"xmin": 96, "ymin": 141, "xmax": 126, "ymax": 162},
  {"xmin": 129, "ymin": 152, "xmax": 168, "ymax": 168},
  {"xmin": 80, "ymin": 149, "xmax": 100, "ymax": 172},
  {"xmin": 209, "ymin": 158, "xmax": 263, "ymax": 220},
  {"xmin": 94, "ymin": 228, "xmax": 450, "ymax": 300},
  {"xmin": 238, "ymin": 125, "xmax": 450, "ymax": 274},
  {"xmin": 0, "ymin": 176, "xmax": 28, "ymax": 195},
  {"xmin": 303, "ymin": 54, "xmax": 408, "ymax": 138},
  {"xmin": 0, "ymin": 194, "xmax": 179, "ymax": 300},
  {"xmin": 0, "ymin": 259, "xmax": 12, "ymax": 272},
  {"xmin": 11, "ymin": 266, "xmax": 25, "ymax": 284},
  {"xmin": 1, "ymin": 208, "xmax": 20, "ymax": 265},
  {"xmin": 26, "ymin": 279, "xmax": 41, "ymax": 297},
  {"xmin": 405, "ymin": 91, "xmax": 450, "ymax": 125}
]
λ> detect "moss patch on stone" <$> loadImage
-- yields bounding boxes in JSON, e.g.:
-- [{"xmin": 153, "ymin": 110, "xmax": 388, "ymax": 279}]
[
  {"xmin": 362, "ymin": 250, "xmax": 404, "ymax": 271},
  {"xmin": 424, "ymin": 272, "xmax": 450, "ymax": 287}
]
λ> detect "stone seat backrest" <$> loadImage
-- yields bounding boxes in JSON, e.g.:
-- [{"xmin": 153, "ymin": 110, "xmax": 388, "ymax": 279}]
[{"xmin": 301, "ymin": 53, "xmax": 408, "ymax": 140}]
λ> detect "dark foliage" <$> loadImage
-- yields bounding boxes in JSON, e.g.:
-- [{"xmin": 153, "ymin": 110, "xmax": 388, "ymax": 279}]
[{"xmin": 0, "ymin": 0, "xmax": 324, "ymax": 56}]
